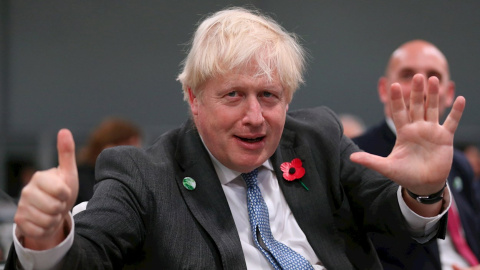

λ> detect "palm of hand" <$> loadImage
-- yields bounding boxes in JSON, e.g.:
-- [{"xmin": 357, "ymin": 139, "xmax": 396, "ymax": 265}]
[
  {"xmin": 388, "ymin": 121, "xmax": 453, "ymax": 194},
  {"xmin": 351, "ymin": 74, "xmax": 465, "ymax": 195}
]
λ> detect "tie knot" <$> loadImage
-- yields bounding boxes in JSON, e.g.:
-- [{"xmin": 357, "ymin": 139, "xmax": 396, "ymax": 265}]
[{"xmin": 241, "ymin": 168, "xmax": 259, "ymax": 188}]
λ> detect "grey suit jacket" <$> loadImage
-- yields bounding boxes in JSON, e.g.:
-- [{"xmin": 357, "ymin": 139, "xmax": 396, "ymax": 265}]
[{"xmin": 8, "ymin": 106, "xmax": 443, "ymax": 269}]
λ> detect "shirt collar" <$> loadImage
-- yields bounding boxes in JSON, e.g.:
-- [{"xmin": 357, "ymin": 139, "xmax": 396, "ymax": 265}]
[{"xmin": 209, "ymin": 154, "xmax": 273, "ymax": 185}]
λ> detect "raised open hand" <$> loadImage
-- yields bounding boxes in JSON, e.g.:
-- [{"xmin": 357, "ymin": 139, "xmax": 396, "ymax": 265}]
[
  {"xmin": 351, "ymin": 74, "xmax": 465, "ymax": 196},
  {"xmin": 14, "ymin": 129, "xmax": 79, "ymax": 250}
]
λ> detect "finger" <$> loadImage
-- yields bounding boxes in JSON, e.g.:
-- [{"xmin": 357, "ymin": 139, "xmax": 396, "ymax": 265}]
[
  {"xmin": 425, "ymin": 76, "xmax": 440, "ymax": 123},
  {"xmin": 443, "ymin": 96, "xmax": 466, "ymax": 134},
  {"xmin": 15, "ymin": 204, "xmax": 64, "ymax": 236},
  {"xmin": 390, "ymin": 83, "xmax": 409, "ymax": 130},
  {"xmin": 15, "ymin": 218, "xmax": 63, "ymax": 239},
  {"xmin": 15, "ymin": 219, "xmax": 49, "ymax": 239},
  {"xmin": 409, "ymin": 74, "xmax": 427, "ymax": 122},
  {"xmin": 57, "ymin": 129, "xmax": 77, "ymax": 177},
  {"xmin": 28, "ymin": 168, "xmax": 71, "ymax": 202},
  {"xmin": 21, "ymin": 178, "xmax": 68, "ymax": 214}
]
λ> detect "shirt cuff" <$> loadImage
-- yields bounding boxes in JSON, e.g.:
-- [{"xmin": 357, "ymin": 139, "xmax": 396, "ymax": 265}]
[
  {"xmin": 397, "ymin": 184, "xmax": 451, "ymax": 242},
  {"xmin": 72, "ymin": 201, "xmax": 88, "ymax": 216},
  {"xmin": 13, "ymin": 212, "xmax": 75, "ymax": 270}
]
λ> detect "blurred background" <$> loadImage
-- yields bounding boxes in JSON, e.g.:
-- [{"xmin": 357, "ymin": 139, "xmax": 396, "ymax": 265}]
[{"xmin": 1, "ymin": 0, "xmax": 480, "ymax": 196}]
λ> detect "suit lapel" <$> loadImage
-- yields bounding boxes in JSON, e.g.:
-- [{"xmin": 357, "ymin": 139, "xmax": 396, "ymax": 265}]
[
  {"xmin": 175, "ymin": 121, "xmax": 246, "ymax": 270},
  {"xmin": 271, "ymin": 128, "xmax": 351, "ymax": 268}
]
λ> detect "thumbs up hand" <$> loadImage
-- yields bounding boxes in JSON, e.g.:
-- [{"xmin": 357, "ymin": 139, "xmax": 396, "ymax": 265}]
[{"xmin": 14, "ymin": 129, "xmax": 79, "ymax": 250}]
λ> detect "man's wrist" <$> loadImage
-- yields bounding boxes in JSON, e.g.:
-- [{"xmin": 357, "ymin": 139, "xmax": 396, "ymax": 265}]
[{"xmin": 406, "ymin": 182, "xmax": 447, "ymax": 204}]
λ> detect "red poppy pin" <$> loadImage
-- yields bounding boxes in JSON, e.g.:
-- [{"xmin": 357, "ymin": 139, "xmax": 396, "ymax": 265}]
[{"xmin": 280, "ymin": 158, "xmax": 309, "ymax": 190}]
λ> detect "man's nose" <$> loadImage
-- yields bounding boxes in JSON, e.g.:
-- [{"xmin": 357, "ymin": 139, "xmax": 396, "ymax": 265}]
[
  {"xmin": 409, "ymin": 73, "xmax": 429, "ymax": 96},
  {"xmin": 243, "ymin": 97, "xmax": 264, "ymax": 126}
]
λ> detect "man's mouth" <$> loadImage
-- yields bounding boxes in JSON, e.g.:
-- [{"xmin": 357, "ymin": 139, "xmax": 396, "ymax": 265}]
[{"xmin": 235, "ymin": 136, "xmax": 264, "ymax": 143}]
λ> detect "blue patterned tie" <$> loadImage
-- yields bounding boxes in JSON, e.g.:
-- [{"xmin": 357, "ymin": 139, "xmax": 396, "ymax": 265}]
[{"xmin": 241, "ymin": 169, "xmax": 314, "ymax": 270}]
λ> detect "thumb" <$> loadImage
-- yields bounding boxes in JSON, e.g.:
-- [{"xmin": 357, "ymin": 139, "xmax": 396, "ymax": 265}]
[
  {"xmin": 350, "ymin": 151, "xmax": 390, "ymax": 176},
  {"xmin": 57, "ymin": 128, "xmax": 77, "ymax": 176}
]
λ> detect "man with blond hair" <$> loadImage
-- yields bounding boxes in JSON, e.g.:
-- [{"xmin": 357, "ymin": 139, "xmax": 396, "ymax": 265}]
[{"xmin": 7, "ymin": 9, "xmax": 465, "ymax": 269}]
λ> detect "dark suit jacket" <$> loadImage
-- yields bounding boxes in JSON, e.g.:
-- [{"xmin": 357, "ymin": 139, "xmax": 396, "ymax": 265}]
[
  {"xmin": 7, "ymin": 108, "xmax": 447, "ymax": 269},
  {"xmin": 75, "ymin": 163, "xmax": 95, "ymax": 206},
  {"xmin": 353, "ymin": 120, "xmax": 480, "ymax": 270}
]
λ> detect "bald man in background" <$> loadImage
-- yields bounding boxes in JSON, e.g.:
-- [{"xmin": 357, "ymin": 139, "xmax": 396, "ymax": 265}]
[{"xmin": 353, "ymin": 40, "xmax": 480, "ymax": 270}]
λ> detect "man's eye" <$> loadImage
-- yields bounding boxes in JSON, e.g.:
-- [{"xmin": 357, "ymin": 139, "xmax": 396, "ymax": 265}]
[
  {"xmin": 262, "ymin": 91, "xmax": 273, "ymax": 97},
  {"xmin": 227, "ymin": 91, "xmax": 237, "ymax": 97},
  {"xmin": 428, "ymin": 72, "xmax": 442, "ymax": 82},
  {"xmin": 400, "ymin": 73, "xmax": 414, "ymax": 80},
  {"xmin": 399, "ymin": 70, "xmax": 415, "ymax": 80}
]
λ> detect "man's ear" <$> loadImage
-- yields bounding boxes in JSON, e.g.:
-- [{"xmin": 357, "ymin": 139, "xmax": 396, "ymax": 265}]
[
  {"xmin": 187, "ymin": 87, "xmax": 198, "ymax": 115},
  {"xmin": 445, "ymin": 81, "xmax": 456, "ymax": 107},
  {"xmin": 378, "ymin": 77, "xmax": 389, "ymax": 104}
]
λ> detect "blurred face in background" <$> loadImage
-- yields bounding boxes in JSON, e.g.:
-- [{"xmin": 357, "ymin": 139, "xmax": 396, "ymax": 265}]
[{"xmin": 378, "ymin": 40, "xmax": 455, "ymax": 119}]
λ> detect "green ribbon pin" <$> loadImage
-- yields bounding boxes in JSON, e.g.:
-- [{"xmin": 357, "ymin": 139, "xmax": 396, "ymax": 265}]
[{"xmin": 183, "ymin": 177, "xmax": 196, "ymax": 191}]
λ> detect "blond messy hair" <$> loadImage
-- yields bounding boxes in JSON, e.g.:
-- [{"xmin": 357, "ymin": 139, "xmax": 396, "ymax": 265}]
[{"xmin": 177, "ymin": 7, "xmax": 306, "ymax": 102}]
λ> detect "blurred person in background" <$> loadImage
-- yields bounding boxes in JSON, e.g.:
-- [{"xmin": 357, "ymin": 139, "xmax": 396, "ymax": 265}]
[
  {"xmin": 339, "ymin": 113, "xmax": 366, "ymax": 138},
  {"xmin": 457, "ymin": 143, "xmax": 480, "ymax": 180},
  {"xmin": 455, "ymin": 140, "xmax": 480, "ymax": 204},
  {"xmin": 75, "ymin": 117, "xmax": 142, "ymax": 205}
]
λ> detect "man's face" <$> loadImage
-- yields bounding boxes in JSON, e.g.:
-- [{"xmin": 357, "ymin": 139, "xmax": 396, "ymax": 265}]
[
  {"xmin": 189, "ymin": 68, "xmax": 289, "ymax": 173},
  {"xmin": 379, "ymin": 43, "xmax": 454, "ymax": 118}
]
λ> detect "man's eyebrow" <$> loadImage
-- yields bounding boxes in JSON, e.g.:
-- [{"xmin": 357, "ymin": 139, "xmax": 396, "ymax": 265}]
[
  {"xmin": 398, "ymin": 67, "xmax": 415, "ymax": 73},
  {"xmin": 426, "ymin": 69, "xmax": 442, "ymax": 76}
]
